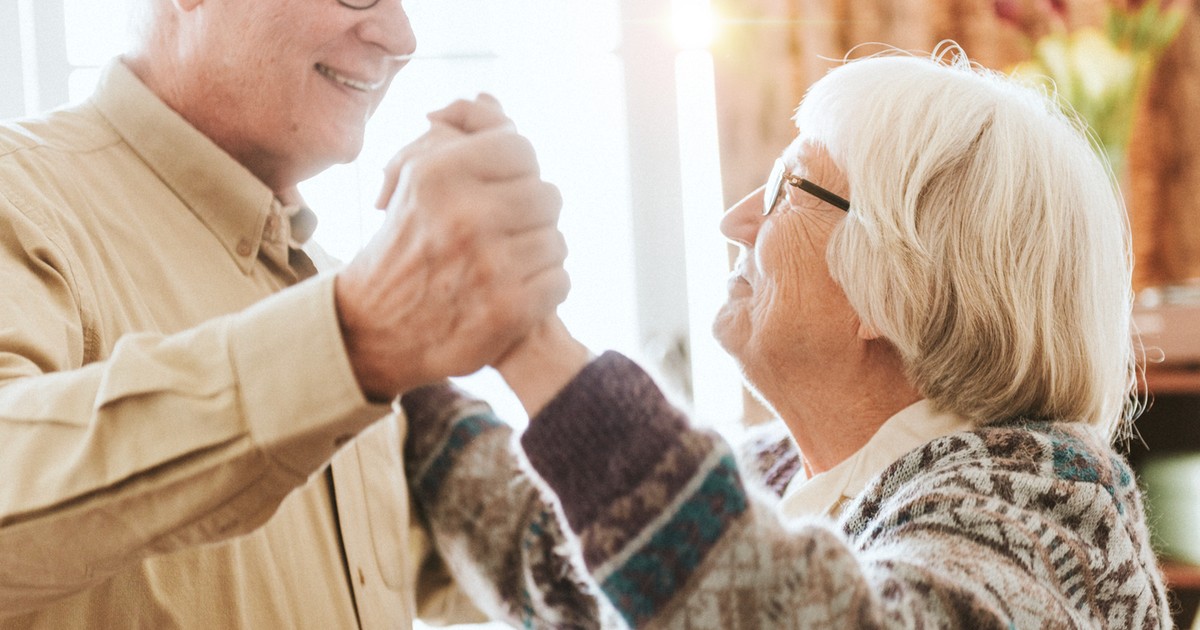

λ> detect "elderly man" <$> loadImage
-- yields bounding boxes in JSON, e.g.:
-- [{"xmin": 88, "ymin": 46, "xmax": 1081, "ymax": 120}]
[{"xmin": 0, "ymin": 0, "xmax": 599, "ymax": 627}]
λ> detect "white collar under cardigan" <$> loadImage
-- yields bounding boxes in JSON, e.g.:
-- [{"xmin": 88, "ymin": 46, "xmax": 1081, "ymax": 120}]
[{"xmin": 780, "ymin": 399, "xmax": 974, "ymax": 519}]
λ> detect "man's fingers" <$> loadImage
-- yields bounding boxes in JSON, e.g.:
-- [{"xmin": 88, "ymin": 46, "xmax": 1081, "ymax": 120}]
[
  {"xmin": 502, "ymin": 228, "xmax": 568, "ymax": 281},
  {"xmin": 471, "ymin": 177, "xmax": 562, "ymax": 232},
  {"xmin": 489, "ymin": 229, "xmax": 570, "ymax": 339},
  {"xmin": 376, "ymin": 122, "xmax": 465, "ymax": 209},
  {"xmin": 375, "ymin": 165, "xmax": 402, "ymax": 210},
  {"xmin": 379, "ymin": 122, "xmax": 538, "ymax": 211},
  {"xmin": 444, "ymin": 128, "xmax": 541, "ymax": 182},
  {"xmin": 428, "ymin": 93, "xmax": 513, "ymax": 134},
  {"xmin": 521, "ymin": 265, "xmax": 572, "ymax": 317}
]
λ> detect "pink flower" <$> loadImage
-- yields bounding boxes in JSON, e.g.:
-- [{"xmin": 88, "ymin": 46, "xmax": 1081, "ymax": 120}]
[
  {"xmin": 994, "ymin": 0, "xmax": 1024, "ymax": 26},
  {"xmin": 994, "ymin": 0, "xmax": 1066, "ymax": 38},
  {"xmin": 1116, "ymin": 0, "xmax": 1177, "ymax": 13}
]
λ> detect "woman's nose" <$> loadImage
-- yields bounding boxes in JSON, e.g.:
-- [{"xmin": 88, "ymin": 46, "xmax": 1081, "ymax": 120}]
[{"xmin": 719, "ymin": 186, "xmax": 766, "ymax": 247}]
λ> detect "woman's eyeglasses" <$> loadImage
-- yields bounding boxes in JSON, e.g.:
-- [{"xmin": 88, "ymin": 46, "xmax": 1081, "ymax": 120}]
[
  {"xmin": 763, "ymin": 158, "xmax": 850, "ymax": 216},
  {"xmin": 337, "ymin": 0, "xmax": 382, "ymax": 9}
]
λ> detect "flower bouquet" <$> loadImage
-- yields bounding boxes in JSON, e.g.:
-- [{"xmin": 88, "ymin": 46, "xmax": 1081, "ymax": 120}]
[{"xmin": 999, "ymin": 0, "xmax": 1187, "ymax": 177}]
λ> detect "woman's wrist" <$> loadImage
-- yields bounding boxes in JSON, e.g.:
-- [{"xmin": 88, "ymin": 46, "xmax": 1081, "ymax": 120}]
[{"xmin": 494, "ymin": 318, "xmax": 592, "ymax": 417}]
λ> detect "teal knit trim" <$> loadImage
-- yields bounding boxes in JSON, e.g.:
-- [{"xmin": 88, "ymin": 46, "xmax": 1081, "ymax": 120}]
[
  {"xmin": 602, "ymin": 454, "xmax": 748, "ymax": 627},
  {"xmin": 417, "ymin": 412, "xmax": 504, "ymax": 501}
]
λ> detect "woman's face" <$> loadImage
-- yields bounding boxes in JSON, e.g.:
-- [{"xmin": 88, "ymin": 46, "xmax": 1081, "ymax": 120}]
[{"xmin": 713, "ymin": 138, "xmax": 861, "ymax": 393}]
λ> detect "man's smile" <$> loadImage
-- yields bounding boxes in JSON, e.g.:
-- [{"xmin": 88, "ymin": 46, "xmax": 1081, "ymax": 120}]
[{"xmin": 315, "ymin": 63, "xmax": 385, "ymax": 92}]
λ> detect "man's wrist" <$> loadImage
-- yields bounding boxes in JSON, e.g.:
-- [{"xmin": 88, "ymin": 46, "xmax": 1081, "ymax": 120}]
[{"xmin": 333, "ymin": 271, "xmax": 412, "ymax": 402}]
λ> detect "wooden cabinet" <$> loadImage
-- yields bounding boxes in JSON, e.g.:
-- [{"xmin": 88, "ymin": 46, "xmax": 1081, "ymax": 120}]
[{"xmin": 1131, "ymin": 364, "xmax": 1200, "ymax": 629}]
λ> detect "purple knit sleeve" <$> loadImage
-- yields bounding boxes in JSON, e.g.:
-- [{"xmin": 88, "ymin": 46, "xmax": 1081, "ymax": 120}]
[
  {"xmin": 520, "ymin": 351, "xmax": 700, "ymax": 530},
  {"xmin": 521, "ymin": 352, "xmax": 750, "ymax": 627}
]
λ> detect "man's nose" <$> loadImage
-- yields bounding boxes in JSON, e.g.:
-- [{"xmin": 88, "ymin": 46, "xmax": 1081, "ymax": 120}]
[{"xmin": 355, "ymin": 0, "xmax": 417, "ymax": 58}]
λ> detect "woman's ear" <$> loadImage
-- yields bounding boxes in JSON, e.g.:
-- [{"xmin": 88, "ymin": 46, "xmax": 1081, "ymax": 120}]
[{"xmin": 857, "ymin": 321, "xmax": 882, "ymax": 341}]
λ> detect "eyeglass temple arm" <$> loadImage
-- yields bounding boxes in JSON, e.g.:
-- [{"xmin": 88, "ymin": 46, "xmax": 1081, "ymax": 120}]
[{"xmin": 796, "ymin": 179, "xmax": 850, "ymax": 212}]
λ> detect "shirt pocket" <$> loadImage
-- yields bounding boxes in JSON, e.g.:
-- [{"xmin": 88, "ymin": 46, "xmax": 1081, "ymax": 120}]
[{"xmin": 353, "ymin": 417, "xmax": 410, "ymax": 590}]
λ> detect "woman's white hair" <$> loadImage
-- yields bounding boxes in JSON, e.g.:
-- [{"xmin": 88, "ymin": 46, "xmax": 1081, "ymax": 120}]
[{"xmin": 796, "ymin": 44, "xmax": 1137, "ymax": 440}]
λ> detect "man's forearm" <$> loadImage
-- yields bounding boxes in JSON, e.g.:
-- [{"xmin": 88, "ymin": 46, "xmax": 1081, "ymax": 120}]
[{"xmin": 0, "ymin": 277, "xmax": 387, "ymax": 615}]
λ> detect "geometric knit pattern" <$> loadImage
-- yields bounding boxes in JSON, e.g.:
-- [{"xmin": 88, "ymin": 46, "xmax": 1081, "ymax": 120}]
[
  {"xmin": 738, "ymin": 420, "xmax": 804, "ymax": 497},
  {"xmin": 520, "ymin": 352, "xmax": 1171, "ymax": 629},
  {"xmin": 400, "ymin": 383, "xmax": 618, "ymax": 629}
]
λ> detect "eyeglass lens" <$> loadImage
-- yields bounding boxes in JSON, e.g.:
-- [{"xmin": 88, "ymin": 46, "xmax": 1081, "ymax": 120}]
[{"xmin": 762, "ymin": 160, "xmax": 786, "ymax": 216}]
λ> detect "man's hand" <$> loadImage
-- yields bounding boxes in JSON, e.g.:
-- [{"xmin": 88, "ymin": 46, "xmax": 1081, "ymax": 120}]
[{"xmin": 335, "ymin": 95, "xmax": 570, "ymax": 400}]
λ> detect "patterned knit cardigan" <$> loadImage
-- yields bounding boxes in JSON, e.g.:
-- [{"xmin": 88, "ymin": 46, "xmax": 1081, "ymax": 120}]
[{"xmin": 402, "ymin": 352, "xmax": 1171, "ymax": 629}]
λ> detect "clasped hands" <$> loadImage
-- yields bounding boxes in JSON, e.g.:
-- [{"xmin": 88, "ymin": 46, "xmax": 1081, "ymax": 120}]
[{"xmin": 336, "ymin": 94, "xmax": 571, "ymax": 401}]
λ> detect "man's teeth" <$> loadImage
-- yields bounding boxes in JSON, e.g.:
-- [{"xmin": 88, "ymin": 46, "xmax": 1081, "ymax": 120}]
[{"xmin": 315, "ymin": 64, "xmax": 380, "ymax": 92}]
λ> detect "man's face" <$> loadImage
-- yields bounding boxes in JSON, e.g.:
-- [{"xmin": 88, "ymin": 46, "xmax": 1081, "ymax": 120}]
[{"xmin": 179, "ymin": 0, "xmax": 416, "ymax": 189}]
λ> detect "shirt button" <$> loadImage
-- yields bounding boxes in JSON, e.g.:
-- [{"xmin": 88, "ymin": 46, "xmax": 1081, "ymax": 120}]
[
  {"xmin": 264, "ymin": 214, "xmax": 280, "ymax": 240},
  {"xmin": 236, "ymin": 239, "xmax": 252, "ymax": 257}
]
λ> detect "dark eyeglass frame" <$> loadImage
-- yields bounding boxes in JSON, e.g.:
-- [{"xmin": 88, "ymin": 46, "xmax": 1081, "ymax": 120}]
[
  {"xmin": 338, "ymin": 0, "xmax": 382, "ymax": 9},
  {"xmin": 763, "ymin": 158, "xmax": 850, "ymax": 216}
]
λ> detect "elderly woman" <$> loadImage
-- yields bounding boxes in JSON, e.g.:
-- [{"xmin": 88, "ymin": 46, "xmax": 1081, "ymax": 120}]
[{"xmin": 402, "ymin": 50, "xmax": 1169, "ymax": 628}]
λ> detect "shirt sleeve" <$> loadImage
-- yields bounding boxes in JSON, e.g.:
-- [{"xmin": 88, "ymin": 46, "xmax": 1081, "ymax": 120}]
[{"xmin": 0, "ymin": 198, "xmax": 389, "ymax": 614}]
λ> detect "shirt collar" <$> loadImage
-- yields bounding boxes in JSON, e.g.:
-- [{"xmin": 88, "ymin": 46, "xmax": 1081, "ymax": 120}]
[
  {"xmin": 259, "ymin": 201, "xmax": 322, "ymax": 280},
  {"xmin": 778, "ymin": 399, "xmax": 974, "ymax": 520},
  {"xmin": 90, "ymin": 59, "xmax": 318, "ymax": 274}
]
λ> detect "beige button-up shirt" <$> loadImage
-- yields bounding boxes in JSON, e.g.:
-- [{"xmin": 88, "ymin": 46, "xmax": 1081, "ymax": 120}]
[{"xmin": 0, "ymin": 60, "xmax": 476, "ymax": 628}]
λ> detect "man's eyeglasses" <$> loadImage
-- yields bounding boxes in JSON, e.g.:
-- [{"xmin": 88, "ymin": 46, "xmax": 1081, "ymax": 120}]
[
  {"xmin": 338, "ymin": 0, "xmax": 382, "ymax": 9},
  {"xmin": 763, "ymin": 158, "xmax": 850, "ymax": 216}
]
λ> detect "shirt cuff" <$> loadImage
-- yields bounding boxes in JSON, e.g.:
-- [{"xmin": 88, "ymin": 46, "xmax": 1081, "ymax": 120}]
[{"xmin": 228, "ymin": 274, "xmax": 391, "ymax": 480}]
